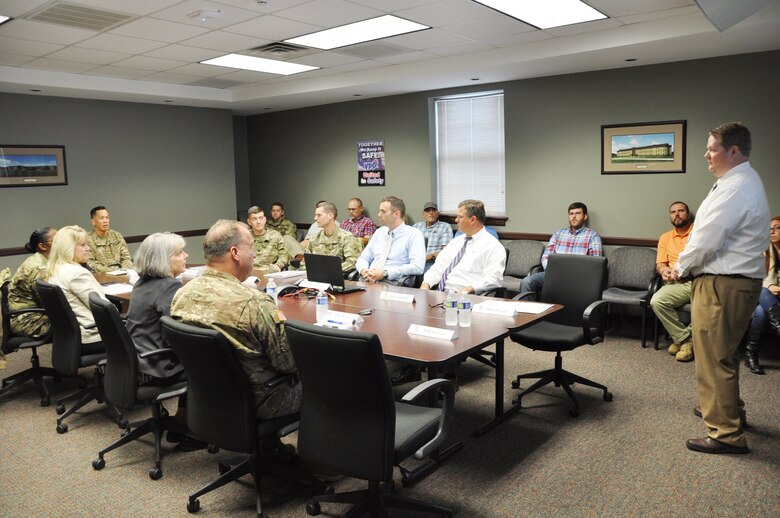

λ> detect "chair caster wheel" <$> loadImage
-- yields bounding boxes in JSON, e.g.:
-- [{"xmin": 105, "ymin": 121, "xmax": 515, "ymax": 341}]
[
  {"xmin": 57, "ymin": 423, "xmax": 68, "ymax": 434},
  {"xmin": 119, "ymin": 419, "xmax": 130, "ymax": 429},
  {"xmin": 218, "ymin": 462, "xmax": 230, "ymax": 475},
  {"xmin": 92, "ymin": 458, "xmax": 105, "ymax": 470},
  {"xmin": 40, "ymin": 398, "xmax": 50, "ymax": 407},
  {"xmin": 149, "ymin": 467, "xmax": 163, "ymax": 480},
  {"xmin": 56, "ymin": 404, "xmax": 65, "ymax": 414},
  {"xmin": 207, "ymin": 445, "xmax": 219, "ymax": 454},
  {"xmin": 121, "ymin": 428, "xmax": 132, "ymax": 437},
  {"xmin": 569, "ymin": 408, "xmax": 580, "ymax": 417},
  {"xmin": 511, "ymin": 380, "xmax": 520, "ymax": 389},
  {"xmin": 186, "ymin": 499, "xmax": 200, "ymax": 513},
  {"xmin": 603, "ymin": 391, "xmax": 613, "ymax": 402},
  {"xmin": 160, "ymin": 408, "xmax": 169, "ymax": 418},
  {"xmin": 306, "ymin": 501, "xmax": 321, "ymax": 515}
]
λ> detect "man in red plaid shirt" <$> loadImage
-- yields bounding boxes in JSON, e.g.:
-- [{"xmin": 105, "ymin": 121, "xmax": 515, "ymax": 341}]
[
  {"xmin": 519, "ymin": 202, "xmax": 603, "ymax": 300},
  {"xmin": 340, "ymin": 197, "xmax": 376, "ymax": 246}
]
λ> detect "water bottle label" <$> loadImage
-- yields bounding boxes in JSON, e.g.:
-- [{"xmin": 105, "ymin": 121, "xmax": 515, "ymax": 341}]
[
  {"xmin": 317, "ymin": 297, "xmax": 328, "ymax": 305},
  {"xmin": 444, "ymin": 300, "xmax": 457, "ymax": 309},
  {"xmin": 458, "ymin": 300, "xmax": 471, "ymax": 310}
]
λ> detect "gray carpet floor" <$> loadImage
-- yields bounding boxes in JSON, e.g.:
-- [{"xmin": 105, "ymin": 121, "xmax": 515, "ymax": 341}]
[{"xmin": 2, "ymin": 321, "xmax": 779, "ymax": 517}]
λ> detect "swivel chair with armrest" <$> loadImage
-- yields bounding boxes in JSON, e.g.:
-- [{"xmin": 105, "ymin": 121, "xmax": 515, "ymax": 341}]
[
  {"xmin": 88, "ymin": 293, "xmax": 187, "ymax": 480},
  {"xmin": 1, "ymin": 280, "xmax": 58, "ymax": 406},
  {"xmin": 509, "ymin": 254, "xmax": 612, "ymax": 417},
  {"xmin": 285, "ymin": 320, "xmax": 456, "ymax": 517},
  {"xmin": 35, "ymin": 279, "xmax": 123, "ymax": 433},
  {"xmin": 499, "ymin": 239, "xmax": 545, "ymax": 298},
  {"xmin": 160, "ymin": 316, "xmax": 300, "ymax": 517}
]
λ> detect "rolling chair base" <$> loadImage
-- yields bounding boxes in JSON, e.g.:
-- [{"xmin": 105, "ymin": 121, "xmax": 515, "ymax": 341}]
[
  {"xmin": 1, "ymin": 357, "xmax": 60, "ymax": 406},
  {"xmin": 306, "ymin": 480, "xmax": 452, "ymax": 517}
]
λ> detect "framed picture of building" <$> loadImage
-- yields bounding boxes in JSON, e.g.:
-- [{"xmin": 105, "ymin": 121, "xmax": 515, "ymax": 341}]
[
  {"xmin": 0, "ymin": 145, "xmax": 68, "ymax": 187},
  {"xmin": 601, "ymin": 121, "xmax": 686, "ymax": 174}
]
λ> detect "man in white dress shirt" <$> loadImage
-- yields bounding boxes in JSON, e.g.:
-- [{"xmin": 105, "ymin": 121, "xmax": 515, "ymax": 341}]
[
  {"xmin": 421, "ymin": 199, "xmax": 505, "ymax": 295},
  {"xmin": 672, "ymin": 122, "xmax": 769, "ymax": 455},
  {"xmin": 356, "ymin": 196, "xmax": 425, "ymax": 287}
]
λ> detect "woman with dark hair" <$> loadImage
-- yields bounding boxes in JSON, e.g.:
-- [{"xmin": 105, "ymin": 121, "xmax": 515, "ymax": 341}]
[
  {"xmin": 9, "ymin": 227, "xmax": 58, "ymax": 338},
  {"xmin": 125, "ymin": 232, "xmax": 188, "ymax": 385},
  {"xmin": 744, "ymin": 216, "xmax": 780, "ymax": 374}
]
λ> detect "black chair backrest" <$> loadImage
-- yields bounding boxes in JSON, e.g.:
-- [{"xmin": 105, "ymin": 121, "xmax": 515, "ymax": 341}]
[
  {"xmin": 606, "ymin": 246, "xmax": 657, "ymax": 290},
  {"xmin": 542, "ymin": 254, "xmax": 608, "ymax": 326},
  {"xmin": 285, "ymin": 320, "xmax": 395, "ymax": 482},
  {"xmin": 160, "ymin": 316, "xmax": 255, "ymax": 454},
  {"xmin": 502, "ymin": 240, "xmax": 545, "ymax": 278},
  {"xmin": 1, "ymin": 281, "xmax": 14, "ymax": 354},
  {"xmin": 89, "ymin": 293, "xmax": 138, "ymax": 410},
  {"xmin": 36, "ymin": 279, "xmax": 85, "ymax": 375}
]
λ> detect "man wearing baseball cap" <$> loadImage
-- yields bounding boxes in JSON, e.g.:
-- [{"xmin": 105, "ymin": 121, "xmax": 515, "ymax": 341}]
[{"xmin": 413, "ymin": 201, "xmax": 453, "ymax": 272}]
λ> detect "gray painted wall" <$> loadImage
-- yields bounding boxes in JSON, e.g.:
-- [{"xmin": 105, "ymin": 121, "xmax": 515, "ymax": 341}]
[
  {"xmin": 0, "ymin": 94, "xmax": 236, "ymax": 270},
  {"xmin": 245, "ymin": 51, "xmax": 779, "ymax": 238}
]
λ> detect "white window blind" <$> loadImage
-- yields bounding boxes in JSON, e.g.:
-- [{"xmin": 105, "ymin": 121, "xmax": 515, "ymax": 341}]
[{"xmin": 434, "ymin": 91, "xmax": 505, "ymax": 216}]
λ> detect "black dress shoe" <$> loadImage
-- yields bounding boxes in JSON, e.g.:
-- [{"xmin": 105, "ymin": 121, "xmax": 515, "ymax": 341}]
[
  {"xmin": 686, "ymin": 437, "xmax": 750, "ymax": 454},
  {"xmin": 390, "ymin": 366, "xmax": 421, "ymax": 386},
  {"xmin": 693, "ymin": 405, "xmax": 747, "ymax": 427}
]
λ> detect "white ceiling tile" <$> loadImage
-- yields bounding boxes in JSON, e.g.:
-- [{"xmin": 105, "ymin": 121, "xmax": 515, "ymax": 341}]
[
  {"xmin": 0, "ymin": 51, "xmax": 36, "ymax": 66},
  {"xmin": 616, "ymin": 6, "xmax": 701, "ymax": 25},
  {"xmin": 61, "ymin": 0, "xmax": 182, "ymax": 16},
  {"xmin": 150, "ymin": 0, "xmax": 261, "ymax": 29},
  {"xmin": 397, "ymin": 0, "xmax": 499, "ymax": 27},
  {"xmin": 0, "ymin": 19, "xmax": 95, "ymax": 45},
  {"xmin": 88, "ymin": 65, "xmax": 152, "ymax": 79},
  {"xmin": 424, "ymin": 40, "xmax": 494, "ymax": 57},
  {"xmin": 275, "ymin": 0, "xmax": 383, "ymax": 28},
  {"xmin": 295, "ymin": 51, "xmax": 363, "ymax": 67},
  {"xmin": 45, "ymin": 46, "xmax": 129, "ymax": 65},
  {"xmin": 0, "ymin": 0, "xmax": 50, "ymax": 17},
  {"xmin": 212, "ymin": 0, "xmax": 313, "ymax": 15},
  {"xmin": 349, "ymin": 0, "xmax": 440, "ymax": 12},
  {"xmin": 142, "ymin": 44, "xmax": 223, "ymax": 61},
  {"xmin": 588, "ymin": 0, "xmax": 696, "ymax": 18},
  {"xmin": 139, "ymin": 71, "xmax": 199, "ymax": 84},
  {"xmin": 212, "ymin": 69, "xmax": 277, "ymax": 82},
  {"xmin": 543, "ymin": 17, "xmax": 624, "ymax": 37},
  {"xmin": 168, "ymin": 62, "xmax": 231, "ymax": 77},
  {"xmin": 385, "ymin": 28, "xmax": 471, "ymax": 50},
  {"xmin": 444, "ymin": 16, "xmax": 536, "ymax": 40},
  {"xmin": 478, "ymin": 30, "xmax": 553, "ymax": 49},
  {"xmin": 109, "ymin": 18, "xmax": 210, "ymax": 43},
  {"xmin": 0, "ymin": 35, "xmax": 63, "ymax": 56},
  {"xmin": 112, "ymin": 55, "xmax": 188, "ymax": 71},
  {"xmin": 222, "ymin": 14, "xmax": 320, "ymax": 41},
  {"xmin": 20, "ymin": 57, "xmax": 98, "ymax": 73},
  {"xmin": 180, "ymin": 29, "xmax": 268, "ymax": 51},
  {"xmin": 372, "ymin": 50, "xmax": 434, "ymax": 64},
  {"xmin": 75, "ymin": 33, "xmax": 168, "ymax": 54}
]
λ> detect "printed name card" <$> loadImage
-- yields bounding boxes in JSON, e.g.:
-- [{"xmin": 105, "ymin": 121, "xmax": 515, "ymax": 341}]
[
  {"xmin": 323, "ymin": 310, "xmax": 364, "ymax": 327},
  {"xmin": 407, "ymin": 324, "xmax": 457, "ymax": 341},
  {"xmin": 299, "ymin": 280, "xmax": 330, "ymax": 292},
  {"xmin": 380, "ymin": 291, "xmax": 415, "ymax": 303},
  {"xmin": 514, "ymin": 302, "xmax": 554, "ymax": 314},
  {"xmin": 473, "ymin": 301, "xmax": 519, "ymax": 316}
]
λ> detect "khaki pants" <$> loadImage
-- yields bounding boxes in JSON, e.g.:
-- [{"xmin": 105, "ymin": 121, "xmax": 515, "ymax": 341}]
[
  {"xmin": 691, "ymin": 274, "xmax": 760, "ymax": 446},
  {"xmin": 650, "ymin": 281, "xmax": 692, "ymax": 345}
]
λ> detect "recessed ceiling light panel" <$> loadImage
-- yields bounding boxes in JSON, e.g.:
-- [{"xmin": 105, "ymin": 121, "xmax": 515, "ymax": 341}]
[
  {"xmin": 472, "ymin": 0, "xmax": 606, "ymax": 29},
  {"xmin": 284, "ymin": 15, "xmax": 430, "ymax": 50},
  {"xmin": 201, "ymin": 53, "xmax": 319, "ymax": 75}
]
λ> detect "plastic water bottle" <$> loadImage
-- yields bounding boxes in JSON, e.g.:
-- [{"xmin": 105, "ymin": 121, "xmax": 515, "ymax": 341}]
[
  {"xmin": 265, "ymin": 278, "xmax": 277, "ymax": 305},
  {"xmin": 444, "ymin": 289, "xmax": 458, "ymax": 326},
  {"xmin": 316, "ymin": 290, "xmax": 329, "ymax": 323},
  {"xmin": 458, "ymin": 293, "xmax": 472, "ymax": 327}
]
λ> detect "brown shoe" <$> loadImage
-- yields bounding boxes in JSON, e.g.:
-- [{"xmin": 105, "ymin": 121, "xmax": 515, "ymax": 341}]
[
  {"xmin": 686, "ymin": 437, "xmax": 749, "ymax": 454},
  {"xmin": 675, "ymin": 342, "xmax": 694, "ymax": 362},
  {"xmin": 693, "ymin": 405, "xmax": 747, "ymax": 427}
]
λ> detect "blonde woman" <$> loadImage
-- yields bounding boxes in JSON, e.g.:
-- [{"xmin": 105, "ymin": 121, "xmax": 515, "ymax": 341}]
[
  {"xmin": 9, "ymin": 227, "xmax": 57, "ymax": 338},
  {"xmin": 47, "ymin": 225, "xmax": 107, "ymax": 353}
]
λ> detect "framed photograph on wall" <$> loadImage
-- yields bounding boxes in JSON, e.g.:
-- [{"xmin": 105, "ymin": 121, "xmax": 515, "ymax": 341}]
[
  {"xmin": 601, "ymin": 121, "xmax": 686, "ymax": 174},
  {"xmin": 0, "ymin": 145, "xmax": 68, "ymax": 187}
]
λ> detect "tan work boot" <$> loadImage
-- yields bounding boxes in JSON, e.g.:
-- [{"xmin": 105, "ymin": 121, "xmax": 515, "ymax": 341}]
[
  {"xmin": 668, "ymin": 342, "xmax": 682, "ymax": 355},
  {"xmin": 676, "ymin": 342, "xmax": 694, "ymax": 362}
]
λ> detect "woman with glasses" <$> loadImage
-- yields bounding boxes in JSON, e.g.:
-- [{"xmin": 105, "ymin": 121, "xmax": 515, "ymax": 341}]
[{"xmin": 744, "ymin": 216, "xmax": 780, "ymax": 374}]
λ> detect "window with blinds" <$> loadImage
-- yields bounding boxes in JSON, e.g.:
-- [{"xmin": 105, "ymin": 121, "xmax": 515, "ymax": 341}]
[{"xmin": 433, "ymin": 90, "xmax": 505, "ymax": 216}]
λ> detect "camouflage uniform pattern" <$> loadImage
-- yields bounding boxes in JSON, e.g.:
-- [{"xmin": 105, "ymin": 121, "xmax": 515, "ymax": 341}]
[
  {"xmin": 266, "ymin": 217, "xmax": 297, "ymax": 238},
  {"xmin": 87, "ymin": 229, "xmax": 133, "ymax": 273},
  {"xmin": 302, "ymin": 228, "xmax": 362, "ymax": 273},
  {"xmin": 171, "ymin": 268, "xmax": 302, "ymax": 419},
  {"xmin": 8, "ymin": 253, "xmax": 50, "ymax": 338},
  {"xmin": 251, "ymin": 229, "xmax": 290, "ymax": 271}
]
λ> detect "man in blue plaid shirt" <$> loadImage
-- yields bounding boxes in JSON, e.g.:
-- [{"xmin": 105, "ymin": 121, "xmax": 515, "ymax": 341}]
[
  {"xmin": 413, "ymin": 201, "xmax": 454, "ymax": 272},
  {"xmin": 519, "ymin": 202, "xmax": 603, "ymax": 299}
]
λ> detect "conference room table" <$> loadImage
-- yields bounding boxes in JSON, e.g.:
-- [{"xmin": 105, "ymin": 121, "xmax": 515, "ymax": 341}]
[{"xmin": 97, "ymin": 269, "xmax": 561, "ymax": 436}]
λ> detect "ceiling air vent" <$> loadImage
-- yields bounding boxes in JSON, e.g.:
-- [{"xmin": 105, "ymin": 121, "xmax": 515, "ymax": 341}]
[
  {"xmin": 244, "ymin": 42, "xmax": 318, "ymax": 60},
  {"xmin": 27, "ymin": 2, "xmax": 134, "ymax": 32}
]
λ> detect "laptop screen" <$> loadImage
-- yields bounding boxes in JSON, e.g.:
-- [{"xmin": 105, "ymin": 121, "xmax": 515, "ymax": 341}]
[{"xmin": 304, "ymin": 253, "xmax": 345, "ymax": 288}]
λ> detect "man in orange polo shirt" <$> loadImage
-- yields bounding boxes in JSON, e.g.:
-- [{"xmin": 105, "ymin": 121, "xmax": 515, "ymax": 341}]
[{"xmin": 650, "ymin": 201, "xmax": 695, "ymax": 361}]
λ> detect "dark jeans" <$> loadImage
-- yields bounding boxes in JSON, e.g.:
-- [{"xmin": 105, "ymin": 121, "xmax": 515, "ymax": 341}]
[{"xmin": 750, "ymin": 287, "xmax": 780, "ymax": 338}]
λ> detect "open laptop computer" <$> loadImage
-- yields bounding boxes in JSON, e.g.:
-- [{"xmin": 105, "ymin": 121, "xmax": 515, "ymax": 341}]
[{"xmin": 304, "ymin": 253, "xmax": 365, "ymax": 294}]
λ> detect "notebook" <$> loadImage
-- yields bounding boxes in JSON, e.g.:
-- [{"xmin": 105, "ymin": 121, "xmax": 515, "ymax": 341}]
[{"xmin": 304, "ymin": 253, "xmax": 365, "ymax": 294}]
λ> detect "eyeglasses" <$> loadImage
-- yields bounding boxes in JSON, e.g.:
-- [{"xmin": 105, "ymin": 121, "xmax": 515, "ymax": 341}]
[{"xmin": 770, "ymin": 226, "xmax": 780, "ymax": 232}]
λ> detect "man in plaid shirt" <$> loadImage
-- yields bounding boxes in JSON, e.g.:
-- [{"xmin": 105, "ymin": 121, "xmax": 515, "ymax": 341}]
[
  {"xmin": 340, "ymin": 197, "xmax": 376, "ymax": 246},
  {"xmin": 519, "ymin": 202, "xmax": 602, "ymax": 300}
]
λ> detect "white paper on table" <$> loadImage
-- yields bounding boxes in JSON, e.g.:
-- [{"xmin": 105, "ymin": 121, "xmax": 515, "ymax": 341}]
[{"xmin": 102, "ymin": 283, "xmax": 133, "ymax": 295}]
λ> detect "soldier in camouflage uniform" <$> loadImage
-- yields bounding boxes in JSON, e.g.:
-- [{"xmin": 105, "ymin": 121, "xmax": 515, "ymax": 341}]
[
  {"xmin": 268, "ymin": 201, "xmax": 305, "ymax": 260},
  {"xmin": 8, "ymin": 227, "xmax": 57, "ymax": 338},
  {"xmin": 86, "ymin": 206, "xmax": 133, "ymax": 273},
  {"xmin": 300, "ymin": 201, "xmax": 361, "ymax": 274},
  {"xmin": 171, "ymin": 219, "xmax": 301, "ymax": 420},
  {"xmin": 246, "ymin": 206, "xmax": 290, "ymax": 273}
]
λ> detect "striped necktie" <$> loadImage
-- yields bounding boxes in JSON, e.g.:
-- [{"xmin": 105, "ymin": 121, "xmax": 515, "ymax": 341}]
[
  {"xmin": 374, "ymin": 230, "xmax": 394, "ymax": 270},
  {"xmin": 438, "ymin": 237, "xmax": 471, "ymax": 291}
]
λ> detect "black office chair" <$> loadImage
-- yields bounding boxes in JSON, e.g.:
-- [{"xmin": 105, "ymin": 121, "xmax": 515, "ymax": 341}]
[
  {"xmin": 160, "ymin": 316, "xmax": 300, "ymax": 517},
  {"xmin": 509, "ymin": 254, "xmax": 612, "ymax": 417},
  {"xmin": 88, "ymin": 293, "xmax": 187, "ymax": 480},
  {"xmin": 601, "ymin": 246, "xmax": 658, "ymax": 347},
  {"xmin": 285, "ymin": 320, "xmax": 455, "ymax": 517},
  {"xmin": 1, "ymin": 280, "xmax": 59, "ymax": 406},
  {"xmin": 35, "ymin": 279, "xmax": 122, "ymax": 433},
  {"xmin": 499, "ymin": 239, "xmax": 545, "ymax": 298}
]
